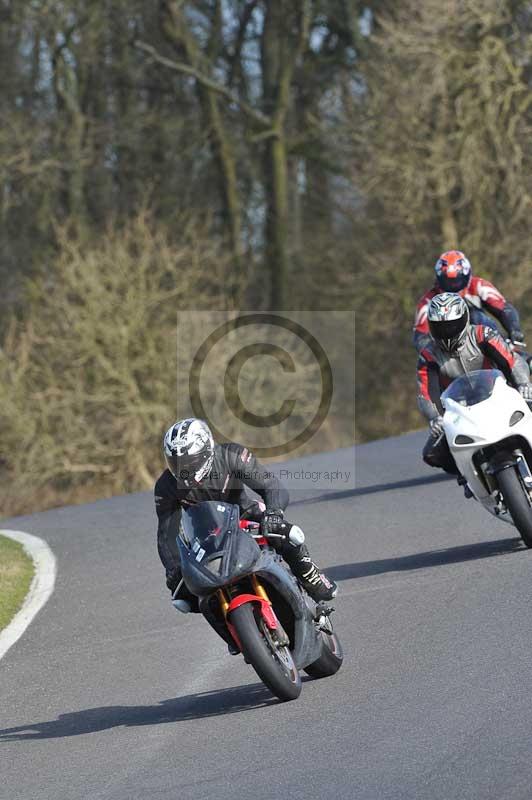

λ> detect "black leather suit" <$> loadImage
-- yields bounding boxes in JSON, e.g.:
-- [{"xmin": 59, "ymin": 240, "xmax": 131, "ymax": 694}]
[{"xmin": 155, "ymin": 442, "xmax": 302, "ymax": 590}]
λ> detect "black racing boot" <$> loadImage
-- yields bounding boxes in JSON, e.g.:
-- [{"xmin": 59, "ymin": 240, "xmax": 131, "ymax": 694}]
[
  {"xmin": 171, "ymin": 580, "xmax": 200, "ymax": 613},
  {"xmin": 287, "ymin": 546, "xmax": 337, "ymax": 602},
  {"xmin": 457, "ymin": 474, "xmax": 474, "ymax": 500},
  {"xmin": 297, "ymin": 558, "xmax": 337, "ymax": 601}
]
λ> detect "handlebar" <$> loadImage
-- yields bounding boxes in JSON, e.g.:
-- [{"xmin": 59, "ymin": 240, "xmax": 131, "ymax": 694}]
[
  {"xmin": 239, "ymin": 518, "xmax": 272, "ymax": 547},
  {"xmin": 506, "ymin": 338, "xmax": 528, "ymax": 353},
  {"xmin": 239, "ymin": 520, "xmax": 260, "ymax": 530}
]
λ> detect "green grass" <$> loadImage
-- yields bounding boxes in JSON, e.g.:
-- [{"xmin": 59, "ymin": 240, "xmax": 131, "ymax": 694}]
[{"xmin": 0, "ymin": 535, "xmax": 34, "ymax": 631}]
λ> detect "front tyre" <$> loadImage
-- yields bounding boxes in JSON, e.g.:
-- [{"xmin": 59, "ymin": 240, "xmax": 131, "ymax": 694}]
[
  {"xmin": 304, "ymin": 630, "xmax": 344, "ymax": 679},
  {"xmin": 497, "ymin": 465, "xmax": 532, "ymax": 547},
  {"xmin": 229, "ymin": 603, "xmax": 302, "ymax": 701}
]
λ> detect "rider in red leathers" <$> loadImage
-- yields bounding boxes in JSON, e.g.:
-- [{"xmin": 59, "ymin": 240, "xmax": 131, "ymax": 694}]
[
  {"xmin": 417, "ymin": 293, "xmax": 531, "ymax": 482},
  {"xmin": 413, "ymin": 250, "xmax": 524, "ymax": 353}
]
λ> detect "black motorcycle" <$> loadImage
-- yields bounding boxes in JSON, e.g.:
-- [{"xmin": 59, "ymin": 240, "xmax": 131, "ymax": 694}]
[{"xmin": 176, "ymin": 500, "xmax": 343, "ymax": 702}]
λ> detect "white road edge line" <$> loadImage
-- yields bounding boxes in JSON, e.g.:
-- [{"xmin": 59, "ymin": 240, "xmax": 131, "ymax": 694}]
[{"xmin": 0, "ymin": 529, "xmax": 57, "ymax": 661}]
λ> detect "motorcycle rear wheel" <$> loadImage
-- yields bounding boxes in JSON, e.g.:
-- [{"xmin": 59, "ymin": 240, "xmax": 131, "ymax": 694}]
[
  {"xmin": 304, "ymin": 630, "xmax": 344, "ymax": 679},
  {"xmin": 497, "ymin": 465, "xmax": 532, "ymax": 547},
  {"xmin": 229, "ymin": 602, "xmax": 302, "ymax": 701}
]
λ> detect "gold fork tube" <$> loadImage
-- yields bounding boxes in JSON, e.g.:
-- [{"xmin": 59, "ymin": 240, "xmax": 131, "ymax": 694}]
[
  {"xmin": 251, "ymin": 575, "xmax": 270, "ymax": 603},
  {"xmin": 217, "ymin": 588, "xmax": 230, "ymax": 617}
]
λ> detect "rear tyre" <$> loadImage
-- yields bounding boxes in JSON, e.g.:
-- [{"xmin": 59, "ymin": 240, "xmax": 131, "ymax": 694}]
[
  {"xmin": 304, "ymin": 630, "xmax": 344, "ymax": 679},
  {"xmin": 229, "ymin": 603, "xmax": 302, "ymax": 701},
  {"xmin": 497, "ymin": 465, "xmax": 532, "ymax": 547}
]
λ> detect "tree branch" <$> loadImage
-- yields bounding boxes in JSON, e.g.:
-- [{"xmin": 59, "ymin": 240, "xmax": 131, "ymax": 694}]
[
  {"xmin": 133, "ymin": 39, "xmax": 271, "ymax": 129},
  {"xmin": 228, "ymin": 0, "xmax": 260, "ymax": 87}
]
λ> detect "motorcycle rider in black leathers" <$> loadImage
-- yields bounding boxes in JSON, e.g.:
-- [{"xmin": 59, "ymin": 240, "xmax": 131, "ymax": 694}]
[
  {"xmin": 155, "ymin": 418, "xmax": 337, "ymax": 615},
  {"xmin": 417, "ymin": 293, "xmax": 532, "ymax": 483}
]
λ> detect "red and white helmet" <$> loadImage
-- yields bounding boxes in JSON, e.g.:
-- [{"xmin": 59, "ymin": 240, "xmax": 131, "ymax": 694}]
[
  {"xmin": 163, "ymin": 418, "xmax": 214, "ymax": 485},
  {"xmin": 434, "ymin": 250, "xmax": 472, "ymax": 293},
  {"xmin": 428, "ymin": 292, "xmax": 470, "ymax": 353}
]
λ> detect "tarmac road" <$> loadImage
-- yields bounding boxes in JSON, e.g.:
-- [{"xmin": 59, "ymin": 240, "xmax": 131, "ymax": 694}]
[{"xmin": 2, "ymin": 432, "xmax": 532, "ymax": 800}]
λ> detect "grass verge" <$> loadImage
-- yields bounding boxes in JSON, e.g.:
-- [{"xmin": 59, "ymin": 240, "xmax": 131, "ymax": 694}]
[{"xmin": 0, "ymin": 534, "xmax": 34, "ymax": 632}]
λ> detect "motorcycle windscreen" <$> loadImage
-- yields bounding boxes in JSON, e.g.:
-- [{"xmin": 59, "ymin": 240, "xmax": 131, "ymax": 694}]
[
  {"xmin": 178, "ymin": 500, "xmax": 260, "ymax": 594},
  {"xmin": 179, "ymin": 501, "xmax": 237, "ymax": 551},
  {"xmin": 442, "ymin": 369, "xmax": 503, "ymax": 407}
]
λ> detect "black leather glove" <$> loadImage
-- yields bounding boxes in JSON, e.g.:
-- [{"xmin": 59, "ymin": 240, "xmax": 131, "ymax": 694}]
[{"xmin": 261, "ymin": 508, "xmax": 285, "ymax": 537}]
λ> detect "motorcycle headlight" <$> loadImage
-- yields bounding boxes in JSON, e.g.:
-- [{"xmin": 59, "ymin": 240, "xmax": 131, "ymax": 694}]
[
  {"xmin": 205, "ymin": 556, "xmax": 224, "ymax": 576},
  {"xmin": 454, "ymin": 435, "xmax": 475, "ymax": 445},
  {"xmin": 510, "ymin": 410, "xmax": 524, "ymax": 427}
]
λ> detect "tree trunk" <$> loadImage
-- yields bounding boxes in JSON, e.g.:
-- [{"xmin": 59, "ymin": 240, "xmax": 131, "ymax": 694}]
[
  {"xmin": 265, "ymin": 133, "xmax": 289, "ymax": 308},
  {"xmin": 203, "ymin": 88, "xmax": 243, "ymax": 299},
  {"xmin": 261, "ymin": 0, "xmax": 309, "ymax": 309},
  {"xmin": 160, "ymin": 1, "xmax": 244, "ymax": 299}
]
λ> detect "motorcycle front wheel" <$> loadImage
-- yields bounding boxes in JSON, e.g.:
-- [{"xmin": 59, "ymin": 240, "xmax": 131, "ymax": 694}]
[
  {"xmin": 497, "ymin": 465, "xmax": 532, "ymax": 547},
  {"xmin": 229, "ymin": 602, "xmax": 302, "ymax": 701}
]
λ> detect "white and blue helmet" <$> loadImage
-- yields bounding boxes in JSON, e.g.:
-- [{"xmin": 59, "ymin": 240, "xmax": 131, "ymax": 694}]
[{"xmin": 163, "ymin": 418, "xmax": 214, "ymax": 485}]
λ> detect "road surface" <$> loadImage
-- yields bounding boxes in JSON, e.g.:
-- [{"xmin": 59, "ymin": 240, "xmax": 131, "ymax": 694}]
[{"xmin": 2, "ymin": 432, "xmax": 531, "ymax": 800}]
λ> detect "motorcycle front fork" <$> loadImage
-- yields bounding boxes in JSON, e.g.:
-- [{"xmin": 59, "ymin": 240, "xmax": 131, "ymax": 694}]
[
  {"xmin": 218, "ymin": 577, "xmax": 290, "ymax": 648},
  {"xmin": 485, "ymin": 450, "xmax": 532, "ymax": 513},
  {"xmin": 217, "ymin": 575, "xmax": 270, "ymax": 614},
  {"xmin": 516, "ymin": 453, "xmax": 532, "ymax": 492}
]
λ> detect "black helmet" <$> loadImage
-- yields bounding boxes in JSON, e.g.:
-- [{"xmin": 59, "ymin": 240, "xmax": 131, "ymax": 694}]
[
  {"xmin": 428, "ymin": 292, "xmax": 470, "ymax": 353},
  {"xmin": 163, "ymin": 418, "xmax": 214, "ymax": 486}
]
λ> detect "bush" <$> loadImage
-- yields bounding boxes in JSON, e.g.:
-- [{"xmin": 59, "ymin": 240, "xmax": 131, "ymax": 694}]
[
  {"xmin": 0, "ymin": 214, "xmax": 227, "ymax": 515},
  {"xmin": 0, "ymin": 214, "xmax": 356, "ymax": 517}
]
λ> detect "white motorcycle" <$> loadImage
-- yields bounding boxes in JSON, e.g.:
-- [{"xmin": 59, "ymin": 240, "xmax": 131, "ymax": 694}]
[{"xmin": 441, "ymin": 369, "xmax": 532, "ymax": 547}]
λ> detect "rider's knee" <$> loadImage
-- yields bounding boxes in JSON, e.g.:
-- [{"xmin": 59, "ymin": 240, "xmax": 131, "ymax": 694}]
[{"xmin": 422, "ymin": 442, "xmax": 440, "ymax": 468}]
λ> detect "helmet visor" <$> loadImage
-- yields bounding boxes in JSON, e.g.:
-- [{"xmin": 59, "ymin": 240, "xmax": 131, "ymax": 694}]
[
  {"xmin": 166, "ymin": 451, "xmax": 212, "ymax": 483},
  {"xmin": 429, "ymin": 315, "xmax": 468, "ymax": 351},
  {"xmin": 437, "ymin": 273, "xmax": 469, "ymax": 293}
]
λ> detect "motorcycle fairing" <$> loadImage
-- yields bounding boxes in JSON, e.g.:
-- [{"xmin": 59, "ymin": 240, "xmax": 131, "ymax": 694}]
[
  {"xmin": 442, "ymin": 370, "xmax": 532, "ymax": 516},
  {"xmin": 180, "ymin": 501, "xmax": 324, "ymax": 669},
  {"xmin": 253, "ymin": 551, "xmax": 323, "ymax": 670},
  {"xmin": 177, "ymin": 501, "xmax": 262, "ymax": 595}
]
